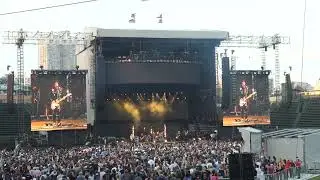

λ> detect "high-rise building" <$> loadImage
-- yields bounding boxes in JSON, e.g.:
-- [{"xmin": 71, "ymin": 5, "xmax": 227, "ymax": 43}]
[{"xmin": 38, "ymin": 40, "xmax": 76, "ymax": 70}]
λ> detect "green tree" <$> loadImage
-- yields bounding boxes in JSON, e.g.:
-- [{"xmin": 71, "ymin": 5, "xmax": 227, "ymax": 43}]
[{"xmin": 0, "ymin": 76, "xmax": 7, "ymax": 84}]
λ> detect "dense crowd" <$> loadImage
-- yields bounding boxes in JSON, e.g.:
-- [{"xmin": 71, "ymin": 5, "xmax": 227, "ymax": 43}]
[
  {"xmin": 0, "ymin": 134, "xmax": 244, "ymax": 180},
  {"xmin": 0, "ymin": 133, "xmax": 302, "ymax": 180}
]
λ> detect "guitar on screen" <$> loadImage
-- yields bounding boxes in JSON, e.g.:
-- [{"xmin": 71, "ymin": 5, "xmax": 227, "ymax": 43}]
[
  {"xmin": 239, "ymin": 92, "xmax": 257, "ymax": 107},
  {"xmin": 51, "ymin": 93, "xmax": 72, "ymax": 110}
]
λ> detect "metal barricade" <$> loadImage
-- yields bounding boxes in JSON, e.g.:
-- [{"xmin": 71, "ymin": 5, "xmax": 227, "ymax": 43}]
[
  {"xmin": 260, "ymin": 167, "xmax": 299, "ymax": 180},
  {"xmin": 218, "ymin": 167, "xmax": 303, "ymax": 180}
]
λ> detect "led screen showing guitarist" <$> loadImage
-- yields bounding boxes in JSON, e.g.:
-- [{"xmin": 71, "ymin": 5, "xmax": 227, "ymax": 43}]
[
  {"xmin": 223, "ymin": 70, "xmax": 270, "ymax": 126},
  {"xmin": 238, "ymin": 80, "xmax": 256, "ymax": 121},
  {"xmin": 30, "ymin": 70, "xmax": 88, "ymax": 131}
]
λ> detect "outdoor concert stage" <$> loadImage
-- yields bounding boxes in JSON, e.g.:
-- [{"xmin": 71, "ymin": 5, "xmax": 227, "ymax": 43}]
[
  {"xmin": 31, "ymin": 119, "xmax": 87, "ymax": 131},
  {"xmin": 223, "ymin": 116, "xmax": 270, "ymax": 126},
  {"xmin": 77, "ymin": 28, "xmax": 229, "ymax": 137}
]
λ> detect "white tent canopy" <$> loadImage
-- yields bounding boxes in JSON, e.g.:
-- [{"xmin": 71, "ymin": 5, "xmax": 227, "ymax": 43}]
[
  {"xmin": 263, "ymin": 129, "xmax": 320, "ymax": 169},
  {"xmin": 238, "ymin": 127, "xmax": 262, "ymax": 154}
]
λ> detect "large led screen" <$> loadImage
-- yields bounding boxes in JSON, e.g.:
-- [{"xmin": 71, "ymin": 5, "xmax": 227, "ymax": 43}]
[
  {"xmin": 223, "ymin": 70, "xmax": 271, "ymax": 126},
  {"xmin": 30, "ymin": 70, "xmax": 87, "ymax": 131}
]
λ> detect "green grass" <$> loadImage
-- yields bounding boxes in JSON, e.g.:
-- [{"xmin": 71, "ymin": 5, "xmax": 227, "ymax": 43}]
[{"xmin": 310, "ymin": 175, "xmax": 320, "ymax": 180}]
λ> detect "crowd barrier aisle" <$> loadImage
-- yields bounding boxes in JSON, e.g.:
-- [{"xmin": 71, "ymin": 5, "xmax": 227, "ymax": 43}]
[
  {"xmin": 264, "ymin": 167, "xmax": 298, "ymax": 180},
  {"xmin": 219, "ymin": 167, "xmax": 304, "ymax": 180}
]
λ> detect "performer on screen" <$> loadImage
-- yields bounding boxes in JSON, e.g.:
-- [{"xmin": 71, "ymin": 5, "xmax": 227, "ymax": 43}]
[
  {"xmin": 238, "ymin": 80, "xmax": 256, "ymax": 121},
  {"xmin": 47, "ymin": 81, "xmax": 63, "ymax": 125},
  {"xmin": 46, "ymin": 81, "xmax": 71, "ymax": 126},
  {"xmin": 239, "ymin": 80, "xmax": 249, "ymax": 120}
]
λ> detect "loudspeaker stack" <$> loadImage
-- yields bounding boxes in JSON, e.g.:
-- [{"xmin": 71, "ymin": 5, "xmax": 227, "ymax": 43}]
[{"xmin": 228, "ymin": 153, "xmax": 255, "ymax": 180}]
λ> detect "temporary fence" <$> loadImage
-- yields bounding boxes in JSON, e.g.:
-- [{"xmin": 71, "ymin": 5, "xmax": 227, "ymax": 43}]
[{"xmin": 219, "ymin": 167, "xmax": 304, "ymax": 180}]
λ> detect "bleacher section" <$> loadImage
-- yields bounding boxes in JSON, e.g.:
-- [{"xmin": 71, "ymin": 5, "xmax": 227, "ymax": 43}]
[
  {"xmin": 271, "ymin": 96, "xmax": 320, "ymax": 128},
  {"xmin": 0, "ymin": 103, "xmax": 31, "ymax": 136},
  {"xmin": 298, "ymin": 97, "xmax": 320, "ymax": 127},
  {"xmin": 270, "ymin": 100, "xmax": 299, "ymax": 128}
]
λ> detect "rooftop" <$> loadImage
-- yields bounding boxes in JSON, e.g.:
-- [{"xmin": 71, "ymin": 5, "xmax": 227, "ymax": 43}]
[
  {"xmin": 238, "ymin": 127, "xmax": 262, "ymax": 133},
  {"xmin": 262, "ymin": 129, "xmax": 320, "ymax": 138},
  {"xmin": 85, "ymin": 27, "xmax": 229, "ymax": 40}
]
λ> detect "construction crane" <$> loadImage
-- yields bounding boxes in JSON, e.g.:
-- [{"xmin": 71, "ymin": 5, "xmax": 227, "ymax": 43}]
[
  {"xmin": 218, "ymin": 34, "xmax": 290, "ymax": 93},
  {"xmin": 2, "ymin": 29, "xmax": 92, "ymax": 137}
]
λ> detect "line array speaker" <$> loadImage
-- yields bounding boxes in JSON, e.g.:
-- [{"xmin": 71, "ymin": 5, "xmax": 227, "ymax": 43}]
[
  {"xmin": 228, "ymin": 153, "xmax": 255, "ymax": 180},
  {"xmin": 222, "ymin": 57, "xmax": 231, "ymax": 109}
]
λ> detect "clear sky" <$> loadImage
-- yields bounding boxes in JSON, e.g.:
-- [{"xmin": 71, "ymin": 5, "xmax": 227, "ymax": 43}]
[{"xmin": 0, "ymin": 0, "xmax": 319, "ymax": 85}]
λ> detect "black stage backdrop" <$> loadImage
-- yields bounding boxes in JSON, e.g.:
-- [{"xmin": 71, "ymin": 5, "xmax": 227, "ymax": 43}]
[{"xmin": 105, "ymin": 63, "xmax": 201, "ymax": 85}]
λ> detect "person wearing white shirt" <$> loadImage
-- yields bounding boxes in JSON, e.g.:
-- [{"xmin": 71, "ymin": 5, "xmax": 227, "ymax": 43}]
[
  {"xmin": 255, "ymin": 164, "xmax": 265, "ymax": 180},
  {"xmin": 148, "ymin": 159, "xmax": 155, "ymax": 168}
]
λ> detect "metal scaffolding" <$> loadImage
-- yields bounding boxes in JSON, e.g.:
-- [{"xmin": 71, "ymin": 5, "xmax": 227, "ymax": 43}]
[{"xmin": 274, "ymin": 44, "xmax": 280, "ymax": 91}]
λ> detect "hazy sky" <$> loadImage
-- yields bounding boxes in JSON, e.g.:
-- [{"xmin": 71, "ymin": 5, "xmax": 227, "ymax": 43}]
[{"xmin": 0, "ymin": 0, "xmax": 319, "ymax": 85}]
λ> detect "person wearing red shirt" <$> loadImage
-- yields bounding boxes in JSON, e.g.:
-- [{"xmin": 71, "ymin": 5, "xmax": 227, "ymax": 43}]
[
  {"xmin": 285, "ymin": 160, "xmax": 291, "ymax": 169},
  {"xmin": 295, "ymin": 158, "xmax": 302, "ymax": 179},
  {"xmin": 284, "ymin": 160, "xmax": 291, "ymax": 178}
]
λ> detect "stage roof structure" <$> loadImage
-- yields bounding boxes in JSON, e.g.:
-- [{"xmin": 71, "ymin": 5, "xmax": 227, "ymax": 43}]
[
  {"xmin": 262, "ymin": 129, "xmax": 320, "ymax": 138},
  {"xmin": 84, "ymin": 27, "xmax": 229, "ymax": 40}
]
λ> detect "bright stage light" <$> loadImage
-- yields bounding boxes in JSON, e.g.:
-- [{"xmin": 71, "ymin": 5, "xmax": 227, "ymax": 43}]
[
  {"xmin": 123, "ymin": 102, "xmax": 141, "ymax": 121},
  {"xmin": 147, "ymin": 101, "xmax": 168, "ymax": 116}
]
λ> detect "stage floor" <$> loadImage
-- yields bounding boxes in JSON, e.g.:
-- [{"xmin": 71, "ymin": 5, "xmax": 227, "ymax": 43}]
[
  {"xmin": 31, "ymin": 119, "xmax": 87, "ymax": 131},
  {"xmin": 223, "ymin": 115, "xmax": 270, "ymax": 126}
]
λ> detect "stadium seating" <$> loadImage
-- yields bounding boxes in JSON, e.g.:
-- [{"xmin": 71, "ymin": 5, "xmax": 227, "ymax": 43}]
[
  {"xmin": 270, "ymin": 100, "xmax": 299, "ymax": 128},
  {"xmin": 271, "ymin": 97, "xmax": 320, "ymax": 128},
  {"xmin": 298, "ymin": 97, "xmax": 320, "ymax": 127},
  {"xmin": 0, "ymin": 103, "xmax": 31, "ymax": 136}
]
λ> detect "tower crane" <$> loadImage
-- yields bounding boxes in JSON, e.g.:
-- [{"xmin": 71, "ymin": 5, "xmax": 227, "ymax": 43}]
[
  {"xmin": 2, "ymin": 28, "xmax": 93, "ymax": 136},
  {"xmin": 218, "ymin": 34, "xmax": 290, "ymax": 93}
]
